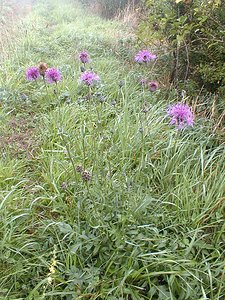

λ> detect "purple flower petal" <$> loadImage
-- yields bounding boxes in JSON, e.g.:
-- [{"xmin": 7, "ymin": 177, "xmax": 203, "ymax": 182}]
[
  {"xmin": 148, "ymin": 81, "xmax": 159, "ymax": 92},
  {"xmin": 167, "ymin": 103, "xmax": 194, "ymax": 129},
  {"xmin": 135, "ymin": 50, "xmax": 157, "ymax": 64},
  {"xmin": 26, "ymin": 67, "xmax": 40, "ymax": 81},
  {"xmin": 140, "ymin": 78, "xmax": 147, "ymax": 86},
  {"xmin": 45, "ymin": 68, "xmax": 62, "ymax": 84},
  {"xmin": 80, "ymin": 71, "xmax": 100, "ymax": 86},
  {"xmin": 79, "ymin": 51, "xmax": 89, "ymax": 64}
]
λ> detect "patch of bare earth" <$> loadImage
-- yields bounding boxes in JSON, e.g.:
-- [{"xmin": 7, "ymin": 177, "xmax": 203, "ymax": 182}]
[{"xmin": 0, "ymin": 116, "xmax": 40, "ymax": 159}]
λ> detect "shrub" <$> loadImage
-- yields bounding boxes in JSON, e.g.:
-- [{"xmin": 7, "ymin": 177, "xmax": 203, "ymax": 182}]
[{"xmin": 138, "ymin": 0, "xmax": 225, "ymax": 95}]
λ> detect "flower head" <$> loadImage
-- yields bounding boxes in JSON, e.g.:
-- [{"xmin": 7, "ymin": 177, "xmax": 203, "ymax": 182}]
[
  {"xmin": 45, "ymin": 68, "xmax": 62, "ymax": 84},
  {"xmin": 80, "ymin": 71, "xmax": 100, "ymax": 86},
  {"xmin": 82, "ymin": 170, "xmax": 92, "ymax": 182},
  {"xmin": 148, "ymin": 81, "xmax": 159, "ymax": 92},
  {"xmin": 79, "ymin": 51, "xmax": 89, "ymax": 64},
  {"xmin": 26, "ymin": 67, "xmax": 40, "ymax": 81},
  {"xmin": 135, "ymin": 50, "xmax": 157, "ymax": 63},
  {"xmin": 140, "ymin": 78, "xmax": 147, "ymax": 86},
  {"xmin": 38, "ymin": 62, "xmax": 48, "ymax": 76},
  {"xmin": 118, "ymin": 80, "xmax": 124, "ymax": 88},
  {"xmin": 76, "ymin": 165, "xmax": 84, "ymax": 173},
  {"xmin": 167, "ymin": 103, "xmax": 194, "ymax": 129}
]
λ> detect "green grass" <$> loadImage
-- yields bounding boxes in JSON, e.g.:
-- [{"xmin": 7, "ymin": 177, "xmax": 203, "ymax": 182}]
[{"xmin": 0, "ymin": 0, "xmax": 224, "ymax": 299}]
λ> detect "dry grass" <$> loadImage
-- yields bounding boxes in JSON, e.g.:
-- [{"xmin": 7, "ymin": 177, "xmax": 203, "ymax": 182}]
[
  {"xmin": 0, "ymin": 0, "xmax": 32, "ymax": 56},
  {"xmin": 115, "ymin": 2, "xmax": 141, "ymax": 30}
]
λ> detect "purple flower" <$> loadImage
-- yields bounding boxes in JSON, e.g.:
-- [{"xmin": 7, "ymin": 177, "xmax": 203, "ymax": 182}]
[
  {"xmin": 148, "ymin": 81, "xmax": 159, "ymax": 92},
  {"xmin": 79, "ymin": 51, "xmax": 89, "ymax": 64},
  {"xmin": 45, "ymin": 68, "xmax": 62, "ymax": 84},
  {"xmin": 167, "ymin": 103, "xmax": 194, "ymax": 129},
  {"xmin": 135, "ymin": 50, "xmax": 157, "ymax": 63},
  {"xmin": 80, "ymin": 71, "xmax": 100, "ymax": 86},
  {"xmin": 26, "ymin": 67, "xmax": 40, "ymax": 81},
  {"xmin": 140, "ymin": 78, "xmax": 147, "ymax": 86}
]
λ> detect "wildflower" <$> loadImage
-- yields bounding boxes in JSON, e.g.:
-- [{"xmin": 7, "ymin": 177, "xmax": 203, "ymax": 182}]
[
  {"xmin": 99, "ymin": 96, "xmax": 106, "ymax": 103},
  {"xmin": 76, "ymin": 165, "xmax": 83, "ymax": 173},
  {"xmin": 61, "ymin": 182, "xmax": 68, "ymax": 190},
  {"xmin": 38, "ymin": 62, "xmax": 48, "ymax": 76},
  {"xmin": 140, "ymin": 78, "xmax": 147, "ymax": 86},
  {"xmin": 80, "ymin": 71, "xmax": 100, "ymax": 86},
  {"xmin": 47, "ymin": 276, "xmax": 53, "ymax": 285},
  {"xmin": 79, "ymin": 51, "xmax": 89, "ymax": 64},
  {"xmin": 148, "ymin": 81, "xmax": 159, "ymax": 92},
  {"xmin": 82, "ymin": 170, "xmax": 92, "ymax": 182},
  {"xmin": 118, "ymin": 80, "xmax": 124, "ymax": 88},
  {"xmin": 167, "ymin": 103, "xmax": 194, "ymax": 129},
  {"xmin": 25, "ymin": 66, "xmax": 40, "ymax": 81},
  {"xmin": 20, "ymin": 93, "xmax": 28, "ymax": 101},
  {"xmin": 47, "ymin": 247, "xmax": 57, "ymax": 285},
  {"xmin": 142, "ymin": 105, "xmax": 149, "ymax": 113},
  {"xmin": 111, "ymin": 99, "xmax": 116, "ymax": 106},
  {"xmin": 45, "ymin": 68, "xmax": 62, "ymax": 84},
  {"xmin": 135, "ymin": 50, "xmax": 156, "ymax": 63}
]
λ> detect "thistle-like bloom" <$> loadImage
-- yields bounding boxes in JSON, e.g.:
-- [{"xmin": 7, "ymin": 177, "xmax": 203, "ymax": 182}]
[
  {"xmin": 76, "ymin": 165, "xmax": 84, "ymax": 173},
  {"xmin": 45, "ymin": 68, "xmax": 62, "ymax": 84},
  {"xmin": 26, "ymin": 67, "xmax": 40, "ymax": 81},
  {"xmin": 82, "ymin": 170, "xmax": 92, "ymax": 182},
  {"xmin": 135, "ymin": 50, "xmax": 157, "ymax": 63},
  {"xmin": 80, "ymin": 71, "xmax": 100, "ymax": 86},
  {"xmin": 79, "ymin": 51, "xmax": 89, "ymax": 64},
  {"xmin": 148, "ymin": 81, "xmax": 159, "ymax": 92},
  {"xmin": 140, "ymin": 78, "xmax": 147, "ymax": 86},
  {"xmin": 118, "ymin": 80, "xmax": 124, "ymax": 88},
  {"xmin": 38, "ymin": 62, "xmax": 48, "ymax": 76},
  {"xmin": 167, "ymin": 103, "xmax": 194, "ymax": 129}
]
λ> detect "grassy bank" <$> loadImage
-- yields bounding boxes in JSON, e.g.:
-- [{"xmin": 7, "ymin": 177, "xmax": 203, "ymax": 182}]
[{"xmin": 0, "ymin": 0, "xmax": 224, "ymax": 299}]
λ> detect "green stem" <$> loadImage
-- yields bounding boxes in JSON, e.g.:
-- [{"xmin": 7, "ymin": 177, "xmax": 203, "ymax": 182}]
[{"xmin": 60, "ymin": 132, "xmax": 77, "ymax": 180}]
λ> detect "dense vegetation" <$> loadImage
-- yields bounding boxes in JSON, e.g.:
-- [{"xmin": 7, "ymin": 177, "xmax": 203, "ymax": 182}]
[
  {"xmin": 0, "ymin": 0, "xmax": 224, "ymax": 299},
  {"xmin": 138, "ymin": 0, "xmax": 225, "ymax": 95}
]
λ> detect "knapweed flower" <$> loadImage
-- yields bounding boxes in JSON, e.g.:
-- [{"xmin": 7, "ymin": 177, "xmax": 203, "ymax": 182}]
[
  {"xmin": 26, "ymin": 67, "xmax": 40, "ymax": 81},
  {"xmin": 167, "ymin": 103, "xmax": 194, "ymax": 129},
  {"xmin": 82, "ymin": 170, "xmax": 92, "ymax": 182},
  {"xmin": 76, "ymin": 165, "xmax": 84, "ymax": 173},
  {"xmin": 38, "ymin": 62, "xmax": 48, "ymax": 76},
  {"xmin": 142, "ymin": 102, "xmax": 149, "ymax": 113},
  {"xmin": 79, "ymin": 51, "xmax": 89, "ymax": 64},
  {"xmin": 45, "ymin": 68, "xmax": 62, "ymax": 84},
  {"xmin": 111, "ymin": 99, "xmax": 116, "ymax": 106},
  {"xmin": 135, "ymin": 50, "xmax": 157, "ymax": 63},
  {"xmin": 118, "ymin": 80, "xmax": 124, "ymax": 88},
  {"xmin": 148, "ymin": 81, "xmax": 159, "ymax": 92},
  {"xmin": 80, "ymin": 71, "xmax": 100, "ymax": 86},
  {"xmin": 140, "ymin": 78, "xmax": 147, "ymax": 86}
]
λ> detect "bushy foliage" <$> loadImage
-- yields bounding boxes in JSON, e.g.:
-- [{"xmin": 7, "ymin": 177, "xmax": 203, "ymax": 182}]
[
  {"xmin": 139, "ymin": 0, "xmax": 225, "ymax": 95},
  {"xmin": 79, "ymin": 0, "xmax": 140, "ymax": 18}
]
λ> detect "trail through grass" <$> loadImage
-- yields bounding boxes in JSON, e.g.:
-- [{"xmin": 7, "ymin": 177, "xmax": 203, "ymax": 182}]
[{"xmin": 0, "ymin": 0, "xmax": 224, "ymax": 299}]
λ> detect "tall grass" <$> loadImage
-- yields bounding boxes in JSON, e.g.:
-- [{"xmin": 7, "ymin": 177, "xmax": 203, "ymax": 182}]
[
  {"xmin": 0, "ymin": 0, "xmax": 224, "ymax": 299},
  {"xmin": 78, "ymin": 0, "xmax": 140, "ymax": 18}
]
